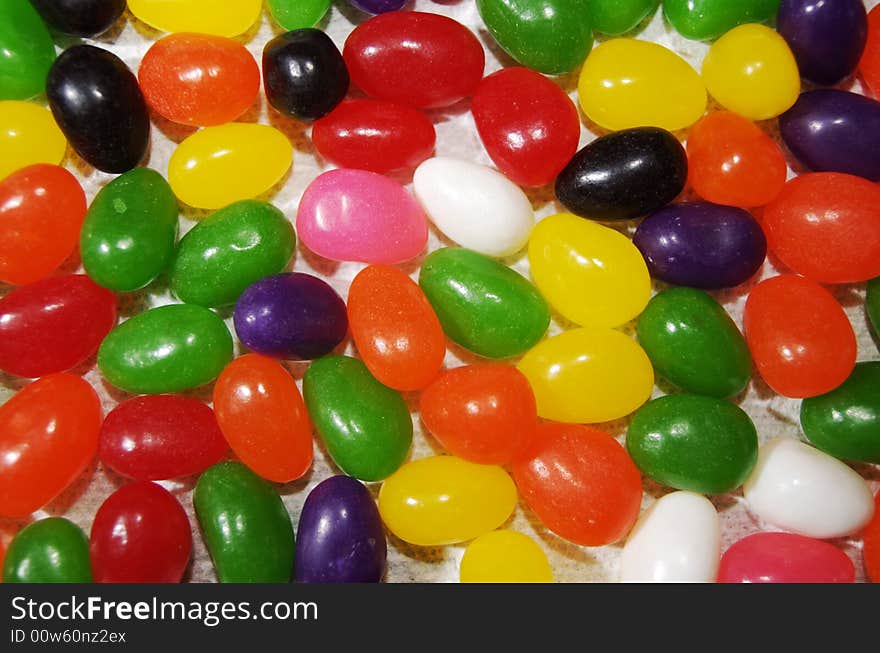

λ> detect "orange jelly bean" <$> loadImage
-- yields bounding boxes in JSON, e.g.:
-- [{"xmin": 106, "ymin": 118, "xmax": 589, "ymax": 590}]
[
  {"xmin": 213, "ymin": 354, "xmax": 313, "ymax": 483},
  {"xmin": 0, "ymin": 374, "xmax": 102, "ymax": 517},
  {"xmin": 347, "ymin": 265, "xmax": 446, "ymax": 392},
  {"xmin": 420, "ymin": 365, "xmax": 537, "ymax": 466},
  {"xmin": 859, "ymin": 5, "xmax": 880, "ymax": 98},
  {"xmin": 864, "ymin": 491, "xmax": 880, "ymax": 582}
]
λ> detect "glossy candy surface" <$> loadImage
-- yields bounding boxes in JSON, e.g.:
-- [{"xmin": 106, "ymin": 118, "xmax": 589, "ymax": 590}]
[
  {"xmin": 268, "ymin": 0, "xmax": 331, "ymax": 30},
  {"xmin": 0, "ymin": 101, "xmax": 67, "ymax": 182},
  {"xmin": 587, "ymin": 0, "xmax": 658, "ymax": 36},
  {"xmin": 349, "ymin": 0, "xmax": 406, "ymax": 13},
  {"xmin": 865, "ymin": 492, "xmax": 880, "ymax": 582},
  {"xmin": 127, "ymin": 0, "xmax": 262, "ymax": 37},
  {"xmin": 459, "ymin": 531, "xmax": 553, "ymax": 583},
  {"xmin": 869, "ymin": 277, "xmax": 880, "ymax": 340},
  {"xmin": 0, "ymin": 0, "xmax": 55, "ymax": 101},
  {"xmin": 2, "ymin": 519, "xmax": 91, "ymax": 583},
  {"xmin": 860, "ymin": 4, "xmax": 880, "ymax": 97},
  {"xmin": 29, "ymin": 0, "xmax": 126, "ymax": 36},
  {"xmin": 718, "ymin": 532, "xmax": 855, "ymax": 583},
  {"xmin": 663, "ymin": 0, "xmax": 780, "ymax": 41}
]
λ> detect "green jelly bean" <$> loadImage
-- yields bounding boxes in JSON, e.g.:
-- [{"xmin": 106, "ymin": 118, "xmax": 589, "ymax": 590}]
[
  {"xmin": 303, "ymin": 355, "xmax": 412, "ymax": 482},
  {"xmin": 637, "ymin": 287, "xmax": 751, "ymax": 399},
  {"xmin": 98, "ymin": 303, "xmax": 233, "ymax": 394},
  {"xmin": 476, "ymin": 0, "xmax": 593, "ymax": 74},
  {"xmin": 587, "ymin": 0, "xmax": 659, "ymax": 36},
  {"xmin": 627, "ymin": 394, "xmax": 759, "ymax": 494},
  {"xmin": 663, "ymin": 0, "xmax": 780, "ymax": 41},
  {"xmin": 868, "ymin": 277, "xmax": 880, "ymax": 343},
  {"xmin": 419, "ymin": 248, "xmax": 550, "ymax": 359},
  {"xmin": 0, "ymin": 0, "xmax": 56, "ymax": 100},
  {"xmin": 169, "ymin": 200, "xmax": 295, "ymax": 307},
  {"xmin": 194, "ymin": 462, "xmax": 295, "ymax": 583},
  {"xmin": 2, "ymin": 518, "xmax": 91, "ymax": 583},
  {"xmin": 801, "ymin": 362, "xmax": 880, "ymax": 464},
  {"xmin": 81, "ymin": 168, "xmax": 179, "ymax": 292},
  {"xmin": 267, "ymin": 0, "xmax": 330, "ymax": 30}
]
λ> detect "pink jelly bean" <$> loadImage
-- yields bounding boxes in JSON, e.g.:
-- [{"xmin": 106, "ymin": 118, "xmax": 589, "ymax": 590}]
[{"xmin": 717, "ymin": 532, "xmax": 855, "ymax": 583}]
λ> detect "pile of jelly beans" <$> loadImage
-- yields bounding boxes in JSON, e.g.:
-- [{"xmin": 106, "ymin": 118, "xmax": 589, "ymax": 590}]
[{"xmin": 1, "ymin": 0, "xmax": 879, "ymax": 585}]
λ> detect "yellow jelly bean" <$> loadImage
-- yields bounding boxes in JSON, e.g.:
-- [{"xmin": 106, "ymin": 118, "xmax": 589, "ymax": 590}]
[
  {"xmin": 517, "ymin": 327, "xmax": 654, "ymax": 424},
  {"xmin": 127, "ymin": 0, "xmax": 262, "ymax": 37},
  {"xmin": 578, "ymin": 39, "xmax": 707, "ymax": 132},
  {"xmin": 0, "ymin": 101, "xmax": 67, "ymax": 181},
  {"xmin": 529, "ymin": 213, "xmax": 650, "ymax": 329},
  {"xmin": 378, "ymin": 456, "xmax": 518, "ymax": 547},
  {"xmin": 460, "ymin": 531, "xmax": 554, "ymax": 584},
  {"xmin": 701, "ymin": 23, "xmax": 801, "ymax": 121},
  {"xmin": 168, "ymin": 123, "xmax": 293, "ymax": 209}
]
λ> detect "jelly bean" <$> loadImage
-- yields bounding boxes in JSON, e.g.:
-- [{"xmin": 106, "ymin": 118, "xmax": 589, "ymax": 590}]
[
  {"xmin": 168, "ymin": 124, "xmax": 292, "ymax": 210},
  {"xmin": 744, "ymin": 275, "xmax": 856, "ymax": 399},
  {"xmin": 194, "ymin": 462, "xmax": 295, "ymax": 583},
  {"xmin": 0, "ymin": 101, "xmax": 67, "ymax": 182},
  {"xmin": 347, "ymin": 265, "xmax": 445, "ymax": 391},
  {"xmin": 762, "ymin": 173, "xmax": 880, "ymax": 284},
  {"xmin": 312, "ymin": 100, "xmax": 435, "ymax": 174},
  {"xmin": 701, "ymin": 24, "xmax": 801, "ymax": 121},
  {"xmin": 235, "ymin": 273, "xmax": 347, "ymax": 360},
  {"xmin": 100, "ymin": 395, "xmax": 227, "ymax": 481},
  {"xmin": 98, "ymin": 304, "xmax": 233, "ymax": 395},
  {"xmin": 29, "ymin": 0, "xmax": 126, "ymax": 37},
  {"xmin": 169, "ymin": 200, "xmax": 295, "ymax": 307},
  {"xmin": 517, "ymin": 328, "xmax": 653, "ymax": 424},
  {"xmin": 663, "ymin": 0, "xmax": 780, "ymax": 41},
  {"xmin": 477, "ymin": 0, "xmax": 592, "ymax": 75},
  {"xmin": 620, "ymin": 492, "xmax": 720, "ymax": 583},
  {"xmin": 633, "ymin": 202, "xmax": 767, "ymax": 289},
  {"xmin": 80, "ymin": 168, "xmax": 179, "ymax": 292},
  {"xmin": 378, "ymin": 455, "xmax": 517, "ymax": 546},
  {"xmin": 0, "ymin": 374, "xmax": 101, "ymax": 517},
  {"xmin": 294, "ymin": 476, "xmax": 386, "ymax": 583},
  {"xmin": 777, "ymin": 0, "xmax": 867, "ymax": 86},
  {"xmin": 860, "ymin": 5, "xmax": 880, "ymax": 97},
  {"xmin": 297, "ymin": 169, "xmax": 428, "ymax": 264},
  {"xmin": 718, "ymin": 532, "xmax": 855, "ymax": 583},
  {"xmin": 513, "ymin": 423, "xmax": 642, "ymax": 546},
  {"xmin": 419, "ymin": 248, "xmax": 550, "ymax": 359},
  {"xmin": 214, "ymin": 354, "xmax": 313, "ymax": 483},
  {"xmin": 348, "ymin": 0, "xmax": 405, "ymax": 13},
  {"xmin": 800, "ymin": 362, "xmax": 880, "ymax": 464},
  {"xmin": 268, "ymin": 0, "xmax": 330, "ymax": 30},
  {"xmin": 413, "ymin": 157, "xmax": 535, "ymax": 258},
  {"xmin": 343, "ymin": 12, "xmax": 484, "ymax": 108},
  {"xmin": 578, "ymin": 39, "xmax": 706, "ymax": 132},
  {"xmin": 0, "ymin": 275, "xmax": 117, "ymax": 378},
  {"xmin": 780, "ymin": 90, "xmax": 880, "ymax": 181},
  {"xmin": 555, "ymin": 127, "xmax": 688, "ymax": 221},
  {"xmin": 687, "ymin": 111, "xmax": 787, "ymax": 208},
  {"xmin": 90, "ymin": 482, "xmax": 192, "ymax": 583},
  {"xmin": 586, "ymin": 0, "xmax": 658, "ymax": 36},
  {"xmin": 2, "ymin": 518, "xmax": 91, "ymax": 583},
  {"xmin": 627, "ymin": 394, "xmax": 758, "ymax": 494},
  {"xmin": 139, "ymin": 34, "xmax": 261, "ymax": 127},
  {"xmin": 869, "ymin": 277, "xmax": 880, "ymax": 340},
  {"xmin": 47, "ymin": 46, "xmax": 150, "ymax": 174},
  {"xmin": 459, "ymin": 531, "xmax": 553, "ymax": 584},
  {"xmin": 0, "ymin": 0, "xmax": 55, "ymax": 101},
  {"xmin": 127, "ymin": 0, "xmax": 262, "ymax": 37},
  {"xmin": 303, "ymin": 356, "xmax": 412, "ymax": 482},
  {"xmin": 420, "ymin": 365, "xmax": 537, "ymax": 466},
  {"xmin": 637, "ymin": 288, "xmax": 752, "ymax": 399},
  {"xmin": 743, "ymin": 437, "xmax": 875, "ymax": 539},
  {"xmin": 263, "ymin": 29, "xmax": 349, "ymax": 121},
  {"xmin": 528, "ymin": 213, "xmax": 650, "ymax": 329},
  {"xmin": 471, "ymin": 67, "xmax": 580, "ymax": 188},
  {"xmin": 865, "ymin": 492, "xmax": 880, "ymax": 582},
  {"xmin": 0, "ymin": 164, "xmax": 86, "ymax": 285}
]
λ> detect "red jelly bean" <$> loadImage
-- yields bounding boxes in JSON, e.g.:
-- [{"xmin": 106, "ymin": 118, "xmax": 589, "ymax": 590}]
[
  {"xmin": 347, "ymin": 265, "xmax": 446, "ymax": 391},
  {"xmin": 213, "ymin": 354, "xmax": 313, "ymax": 483},
  {"xmin": 687, "ymin": 111, "xmax": 787, "ymax": 208},
  {"xmin": 0, "ymin": 164, "xmax": 86, "ymax": 286},
  {"xmin": 312, "ymin": 99, "xmax": 436, "ymax": 174},
  {"xmin": 762, "ymin": 173, "xmax": 880, "ymax": 283},
  {"xmin": 420, "ymin": 364, "xmax": 537, "ymax": 465},
  {"xmin": 864, "ymin": 491, "xmax": 880, "ymax": 582},
  {"xmin": 0, "ymin": 374, "xmax": 102, "ymax": 517},
  {"xmin": 99, "ymin": 395, "xmax": 228, "ymax": 481},
  {"xmin": 343, "ymin": 11, "xmax": 485, "ymax": 109},
  {"xmin": 138, "ymin": 33, "xmax": 261, "ymax": 126},
  {"xmin": 860, "ymin": 5, "xmax": 880, "ymax": 98},
  {"xmin": 90, "ymin": 481, "xmax": 192, "ymax": 583},
  {"xmin": 512, "ymin": 422, "xmax": 642, "ymax": 547},
  {"xmin": 472, "ymin": 67, "xmax": 580, "ymax": 188},
  {"xmin": 718, "ymin": 532, "xmax": 855, "ymax": 583},
  {"xmin": 0, "ymin": 274, "xmax": 117, "ymax": 378},
  {"xmin": 744, "ymin": 274, "xmax": 856, "ymax": 398}
]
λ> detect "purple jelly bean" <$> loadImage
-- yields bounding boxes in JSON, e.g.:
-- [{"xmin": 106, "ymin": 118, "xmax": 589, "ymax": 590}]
[
  {"xmin": 347, "ymin": 0, "xmax": 407, "ymax": 14},
  {"xmin": 777, "ymin": 0, "xmax": 867, "ymax": 85},
  {"xmin": 294, "ymin": 476, "xmax": 387, "ymax": 584},
  {"xmin": 233, "ymin": 272, "xmax": 347, "ymax": 360},
  {"xmin": 633, "ymin": 202, "xmax": 767, "ymax": 289}
]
